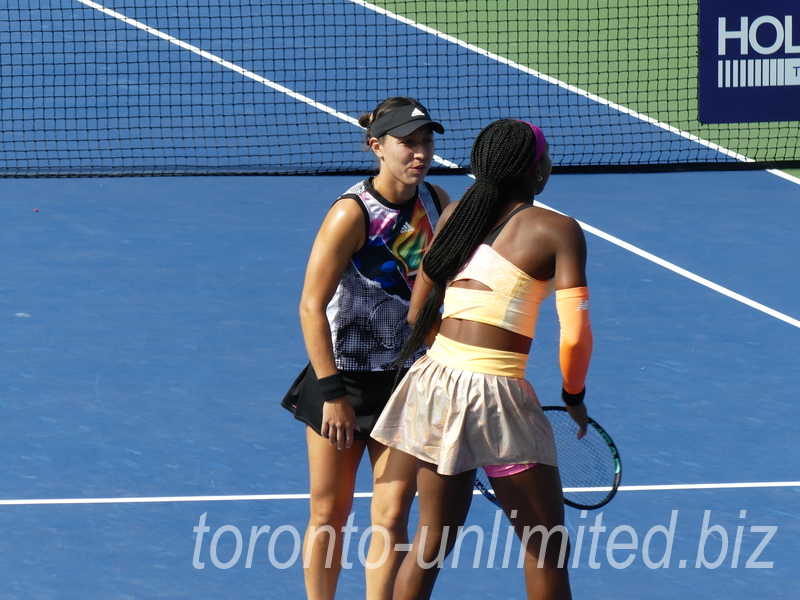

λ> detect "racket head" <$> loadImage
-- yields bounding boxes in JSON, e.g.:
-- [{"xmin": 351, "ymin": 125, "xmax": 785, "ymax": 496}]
[
  {"xmin": 542, "ymin": 406, "xmax": 622, "ymax": 510},
  {"xmin": 473, "ymin": 407, "xmax": 622, "ymax": 510}
]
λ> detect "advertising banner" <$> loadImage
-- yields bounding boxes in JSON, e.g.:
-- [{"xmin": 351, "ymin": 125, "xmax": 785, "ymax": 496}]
[{"xmin": 699, "ymin": 0, "xmax": 800, "ymax": 123}]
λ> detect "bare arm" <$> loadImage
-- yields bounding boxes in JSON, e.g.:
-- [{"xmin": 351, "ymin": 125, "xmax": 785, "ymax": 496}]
[
  {"xmin": 429, "ymin": 183, "xmax": 452, "ymax": 212},
  {"xmin": 552, "ymin": 215, "xmax": 588, "ymax": 291},
  {"xmin": 299, "ymin": 197, "xmax": 365, "ymax": 448}
]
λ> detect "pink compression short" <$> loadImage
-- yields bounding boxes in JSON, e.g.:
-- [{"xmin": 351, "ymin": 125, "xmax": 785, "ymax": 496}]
[{"xmin": 482, "ymin": 463, "xmax": 538, "ymax": 478}]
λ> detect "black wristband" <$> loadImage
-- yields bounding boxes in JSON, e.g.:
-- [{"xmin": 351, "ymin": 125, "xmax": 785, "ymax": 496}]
[
  {"xmin": 318, "ymin": 373, "xmax": 348, "ymax": 402},
  {"xmin": 561, "ymin": 387, "xmax": 585, "ymax": 407}
]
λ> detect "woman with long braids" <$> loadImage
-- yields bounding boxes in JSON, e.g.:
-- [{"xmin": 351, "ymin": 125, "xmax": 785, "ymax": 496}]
[
  {"xmin": 371, "ymin": 119, "xmax": 593, "ymax": 599},
  {"xmin": 282, "ymin": 97, "xmax": 450, "ymax": 600}
]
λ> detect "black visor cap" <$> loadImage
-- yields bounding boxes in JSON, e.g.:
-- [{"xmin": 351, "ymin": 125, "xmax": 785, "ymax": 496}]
[{"xmin": 370, "ymin": 105, "xmax": 445, "ymax": 138}]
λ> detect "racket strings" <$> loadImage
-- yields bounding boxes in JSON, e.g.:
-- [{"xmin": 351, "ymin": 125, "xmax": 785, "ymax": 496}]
[
  {"xmin": 547, "ymin": 410, "xmax": 619, "ymax": 508},
  {"xmin": 473, "ymin": 407, "xmax": 621, "ymax": 510}
]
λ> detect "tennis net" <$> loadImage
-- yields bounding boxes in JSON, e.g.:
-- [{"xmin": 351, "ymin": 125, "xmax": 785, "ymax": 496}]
[{"xmin": 2, "ymin": 0, "xmax": 798, "ymax": 176}]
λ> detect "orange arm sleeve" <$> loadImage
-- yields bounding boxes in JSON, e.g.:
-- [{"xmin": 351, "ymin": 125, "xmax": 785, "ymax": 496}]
[{"xmin": 555, "ymin": 286, "xmax": 593, "ymax": 394}]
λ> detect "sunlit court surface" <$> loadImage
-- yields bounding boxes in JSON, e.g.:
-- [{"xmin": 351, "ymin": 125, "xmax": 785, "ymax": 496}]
[{"xmin": 2, "ymin": 1, "xmax": 800, "ymax": 599}]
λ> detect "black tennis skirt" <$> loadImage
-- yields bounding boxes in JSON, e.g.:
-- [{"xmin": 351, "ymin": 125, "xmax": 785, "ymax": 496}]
[{"xmin": 281, "ymin": 363, "xmax": 406, "ymax": 441}]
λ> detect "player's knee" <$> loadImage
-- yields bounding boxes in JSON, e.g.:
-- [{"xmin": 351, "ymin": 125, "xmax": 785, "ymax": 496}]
[
  {"xmin": 370, "ymin": 494, "xmax": 412, "ymax": 534},
  {"xmin": 308, "ymin": 497, "xmax": 351, "ymax": 529},
  {"xmin": 522, "ymin": 528, "xmax": 571, "ymax": 570}
]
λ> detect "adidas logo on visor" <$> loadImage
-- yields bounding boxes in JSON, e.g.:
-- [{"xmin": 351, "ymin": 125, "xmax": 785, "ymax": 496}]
[{"xmin": 411, "ymin": 108, "xmax": 426, "ymax": 117}]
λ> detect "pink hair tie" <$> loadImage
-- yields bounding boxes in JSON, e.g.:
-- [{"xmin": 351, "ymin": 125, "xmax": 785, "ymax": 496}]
[{"xmin": 518, "ymin": 121, "xmax": 547, "ymax": 174}]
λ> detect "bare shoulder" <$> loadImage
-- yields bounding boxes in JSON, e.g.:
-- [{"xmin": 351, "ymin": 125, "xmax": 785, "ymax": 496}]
[
  {"xmin": 316, "ymin": 195, "xmax": 367, "ymax": 253},
  {"xmin": 529, "ymin": 205, "xmax": 584, "ymax": 243},
  {"xmin": 324, "ymin": 195, "xmax": 366, "ymax": 230},
  {"xmin": 435, "ymin": 198, "xmax": 459, "ymax": 230},
  {"xmin": 429, "ymin": 183, "xmax": 452, "ymax": 209},
  {"xmin": 329, "ymin": 194, "xmax": 364, "ymax": 217}
]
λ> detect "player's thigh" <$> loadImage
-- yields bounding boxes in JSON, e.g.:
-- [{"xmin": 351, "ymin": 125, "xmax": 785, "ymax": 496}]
[
  {"xmin": 490, "ymin": 465, "xmax": 565, "ymax": 531},
  {"xmin": 415, "ymin": 463, "xmax": 475, "ymax": 531},
  {"xmin": 306, "ymin": 426, "xmax": 367, "ymax": 514},
  {"xmin": 366, "ymin": 441, "xmax": 418, "ymax": 522}
]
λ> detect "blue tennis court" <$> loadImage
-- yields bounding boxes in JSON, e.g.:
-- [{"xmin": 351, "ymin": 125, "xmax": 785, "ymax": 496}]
[
  {"xmin": 4, "ymin": 169, "xmax": 799, "ymax": 599},
  {"xmin": 2, "ymin": 1, "xmax": 799, "ymax": 599}
]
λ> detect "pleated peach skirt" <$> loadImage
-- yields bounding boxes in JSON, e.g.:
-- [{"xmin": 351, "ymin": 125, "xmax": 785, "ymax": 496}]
[{"xmin": 371, "ymin": 336, "xmax": 557, "ymax": 476}]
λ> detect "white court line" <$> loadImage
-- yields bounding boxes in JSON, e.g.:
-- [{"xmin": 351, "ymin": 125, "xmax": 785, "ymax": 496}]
[
  {"xmin": 576, "ymin": 218, "xmax": 800, "ymax": 329},
  {"xmin": 2, "ymin": 481, "xmax": 798, "ymax": 506},
  {"xmin": 77, "ymin": 0, "xmax": 799, "ymax": 185},
  {"xmin": 0, "ymin": 493, "xmax": 372, "ymax": 506},
  {"xmin": 76, "ymin": 0, "xmax": 800, "ymax": 327},
  {"xmin": 353, "ymin": 0, "xmax": 800, "ymax": 186},
  {"xmin": 532, "ymin": 199, "xmax": 800, "ymax": 330},
  {"xmin": 350, "ymin": 0, "xmax": 751, "ymax": 164},
  {"xmin": 72, "ymin": 0, "xmax": 460, "ymax": 170},
  {"xmin": 618, "ymin": 481, "xmax": 800, "ymax": 492},
  {"xmin": 767, "ymin": 169, "xmax": 800, "ymax": 185},
  {"xmin": 73, "ymin": 2, "xmax": 356, "ymax": 124}
]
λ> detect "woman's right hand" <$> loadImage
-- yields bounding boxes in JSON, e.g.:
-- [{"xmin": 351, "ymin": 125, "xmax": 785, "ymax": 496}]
[
  {"xmin": 566, "ymin": 402, "xmax": 589, "ymax": 440},
  {"xmin": 320, "ymin": 397, "xmax": 359, "ymax": 450}
]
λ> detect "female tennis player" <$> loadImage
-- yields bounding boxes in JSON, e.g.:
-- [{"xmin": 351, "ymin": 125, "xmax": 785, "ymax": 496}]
[
  {"xmin": 281, "ymin": 97, "xmax": 450, "ymax": 600},
  {"xmin": 371, "ymin": 119, "xmax": 593, "ymax": 599}
]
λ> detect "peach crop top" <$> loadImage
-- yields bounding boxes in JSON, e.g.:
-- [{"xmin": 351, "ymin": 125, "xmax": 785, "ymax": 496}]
[{"xmin": 441, "ymin": 244, "xmax": 554, "ymax": 338}]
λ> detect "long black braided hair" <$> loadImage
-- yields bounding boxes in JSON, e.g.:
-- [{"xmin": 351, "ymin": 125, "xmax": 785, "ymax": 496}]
[{"xmin": 395, "ymin": 119, "xmax": 541, "ymax": 367}]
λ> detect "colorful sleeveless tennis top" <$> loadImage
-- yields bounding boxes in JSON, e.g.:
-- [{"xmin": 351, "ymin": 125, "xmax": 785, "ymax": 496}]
[{"xmin": 327, "ymin": 179, "xmax": 441, "ymax": 371}]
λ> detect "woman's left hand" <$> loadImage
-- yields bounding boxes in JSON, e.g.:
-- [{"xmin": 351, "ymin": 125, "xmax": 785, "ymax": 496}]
[{"xmin": 566, "ymin": 403, "xmax": 589, "ymax": 440}]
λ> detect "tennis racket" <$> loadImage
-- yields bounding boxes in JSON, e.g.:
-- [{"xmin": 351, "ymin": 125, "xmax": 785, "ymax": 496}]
[{"xmin": 474, "ymin": 406, "xmax": 621, "ymax": 510}]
